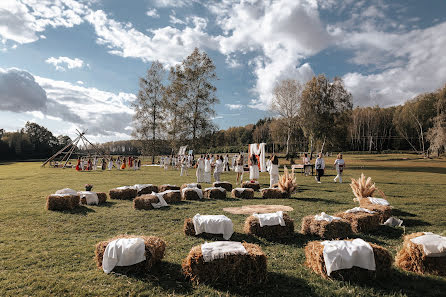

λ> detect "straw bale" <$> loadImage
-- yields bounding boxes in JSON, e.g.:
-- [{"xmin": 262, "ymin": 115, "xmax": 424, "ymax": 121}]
[
  {"xmin": 182, "ymin": 242, "xmax": 267, "ymax": 286},
  {"xmin": 180, "ymin": 183, "xmax": 202, "ymax": 191},
  {"xmin": 94, "ymin": 235, "xmax": 166, "ymax": 274},
  {"xmin": 46, "ymin": 194, "xmax": 80, "ymax": 211},
  {"xmin": 137, "ymin": 185, "xmax": 159, "ymax": 196},
  {"xmin": 213, "ymin": 181, "xmax": 233, "ymax": 192},
  {"xmin": 159, "ymin": 184, "xmax": 180, "ymax": 192},
  {"xmin": 231, "ymin": 188, "xmax": 255, "ymax": 199},
  {"xmin": 305, "ymin": 240, "xmax": 392, "ymax": 280},
  {"xmin": 242, "ymin": 181, "xmax": 260, "ymax": 191},
  {"xmin": 300, "ymin": 215, "xmax": 352, "ymax": 239},
  {"xmin": 109, "ymin": 188, "xmax": 138, "ymax": 200},
  {"xmin": 182, "ymin": 188, "xmax": 201, "ymax": 200},
  {"xmin": 97, "ymin": 192, "xmax": 107, "ymax": 204},
  {"xmin": 183, "ymin": 218, "xmax": 225, "ymax": 239},
  {"xmin": 395, "ymin": 232, "xmax": 446, "ymax": 276},
  {"xmin": 244, "ymin": 213, "xmax": 294, "ymax": 239},
  {"xmin": 335, "ymin": 211, "xmax": 381, "ymax": 233},
  {"xmin": 261, "ymin": 188, "xmax": 288, "ymax": 199},
  {"xmin": 359, "ymin": 199, "xmax": 392, "ymax": 224},
  {"xmin": 203, "ymin": 188, "xmax": 226, "ymax": 199},
  {"xmin": 161, "ymin": 191, "xmax": 182, "ymax": 203},
  {"xmin": 133, "ymin": 194, "xmax": 159, "ymax": 210}
]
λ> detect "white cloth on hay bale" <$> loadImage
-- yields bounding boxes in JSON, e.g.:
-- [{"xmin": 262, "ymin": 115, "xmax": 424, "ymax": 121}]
[
  {"xmin": 133, "ymin": 184, "xmax": 154, "ymax": 192},
  {"xmin": 160, "ymin": 189, "xmax": 181, "ymax": 195},
  {"xmin": 185, "ymin": 183, "xmax": 199, "ymax": 188},
  {"xmin": 383, "ymin": 217, "xmax": 403, "ymax": 227},
  {"xmin": 345, "ymin": 207, "xmax": 376, "ymax": 214},
  {"xmin": 233, "ymin": 187, "xmax": 247, "ymax": 193},
  {"xmin": 182, "ymin": 187, "xmax": 203, "ymax": 199},
  {"xmin": 410, "ymin": 232, "xmax": 446, "ymax": 257},
  {"xmin": 201, "ymin": 241, "xmax": 247, "ymax": 262},
  {"xmin": 367, "ymin": 197, "xmax": 390, "ymax": 206},
  {"xmin": 102, "ymin": 237, "xmax": 146, "ymax": 274},
  {"xmin": 55, "ymin": 188, "xmax": 77, "ymax": 195},
  {"xmin": 151, "ymin": 192, "xmax": 169, "ymax": 208},
  {"xmin": 314, "ymin": 212, "xmax": 341, "ymax": 222},
  {"xmin": 204, "ymin": 187, "xmax": 226, "ymax": 192},
  {"xmin": 116, "ymin": 186, "xmax": 134, "ymax": 190},
  {"xmin": 253, "ymin": 211, "xmax": 285, "ymax": 227},
  {"xmin": 192, "ymin": 214, "xmax": 234, "ymax": 240},
  {"xmin": 321, "ymin": 238, "xmax": 376, "ymax": 276},
  {"xmin": 77, "ymin": 191, "xmax": 99, "ymax": 205}
]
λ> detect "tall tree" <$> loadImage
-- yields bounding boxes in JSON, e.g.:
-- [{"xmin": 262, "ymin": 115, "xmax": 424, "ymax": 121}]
[
  {"xmin": 427, "ymin": 84, "xmax": 446, "ymax": 156},
  {"xmin": 132, "ymin": 61, "xmax": 165, "ymax": 163},
  {"xmin": 270, "ymin": 79, "xmax": 302, "ymax": 155}
]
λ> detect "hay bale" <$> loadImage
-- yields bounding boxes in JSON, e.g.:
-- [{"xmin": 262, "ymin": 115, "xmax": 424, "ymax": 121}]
[
  {"xmin": 231, "ymin": 188, "xmax": 255, "ymax": 199},
  {"xmin": 161, "ymin": 190, "xmax": 182, "ymax": 203},
  {"xmin": 305, "ymin": 240, "xmax": 392, "ymax": 279},
  {"xmin": 261, "ymin": 188, "xmax": 288, "ymax": 199},
  {"xmin": 94, "ymin": 235, "xmax": 166, "ymax": 274},
  {"xmin": 182, "ymin": 188, "xmax": 202, "ymax": 200},
  {"xmin": 182, "ymin": 242, "xmax": 267, "ymax": 286},
  {"xmin": 109, "ymin": 187, "xmax": 138, "ymax": 200},
  {"xmin": 213, "ymin": 181, "xmax": 233, "ymax": 192},
  {"xmin": 335, "ymin": 210, "xmax": 381, "ymax": 233},
  {"xmin": 183, "ymin": 218, "xmax": 196, "ymax": 236},
  {"xmin": 300, "ymin": 215, "xmax": 352, "ymax": 239},
  {"xmin": 359, "ymin": 199, "xmax": 392, "ymax": 224},
  {"xmin": 242, "ymin": 181, "xmax": 260, "ymax": 191},
  {"xmin": 133, "ymin": 194, "xmax": 160, "ymax": 210},
  {"xmin": 244, "ymin": 213, "xmax": 294, "ymax": 239},
  {"xmin": 97, "ymin": 192, "xmax": 107, "ymax": 204},
  {"xmin": 180, "ymin": 183, "xmax": 202, "ymax": 191},
  {"xmin": 159, "ymin": 184, "xmax": 180, "ymax": 192},
  {"xmin": 136, "ymin": 185, "xmax": 159, "ymax": 196},
  {"xmin": 395, "ymin": 232, "xmax": 446, "ymax": 276},
  {"xmin": 203, "ymin": 187, "xmax": 226, "ymax": 199},
  {"xmin": 46, "ymin": 194, "xmax": 80, "ymax": 211}
]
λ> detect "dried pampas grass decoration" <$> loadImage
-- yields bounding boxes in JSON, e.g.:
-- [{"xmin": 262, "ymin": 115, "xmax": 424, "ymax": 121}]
[
  {"xmin": 350, "ymin": 173, "xmax": 378, "ymax": 202},
  {"xmin": 278, "ymin": 166, "xmax": 297, "ymax": 196}
]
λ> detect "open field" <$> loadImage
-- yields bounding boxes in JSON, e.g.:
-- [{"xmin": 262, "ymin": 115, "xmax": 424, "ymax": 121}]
[{"xmin": 0, "ymin": 154, "xmax": 445, "ymax": 296}]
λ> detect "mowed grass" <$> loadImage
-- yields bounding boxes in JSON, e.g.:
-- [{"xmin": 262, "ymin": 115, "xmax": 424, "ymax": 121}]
[{"xmin": 0, "ymin": 154, "xmax": 445, "ymax": 297}]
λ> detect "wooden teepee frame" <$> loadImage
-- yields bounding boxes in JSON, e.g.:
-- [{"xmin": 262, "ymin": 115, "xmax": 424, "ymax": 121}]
[{"xmin": 41, "ymin": 129, "xmax": 108, "ymax": 168}]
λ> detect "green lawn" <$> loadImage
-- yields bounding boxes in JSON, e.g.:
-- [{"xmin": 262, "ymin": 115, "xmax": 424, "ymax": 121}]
[{"xmin": 0, "ymin": 154, "xmax": 445, "ymax": 296}]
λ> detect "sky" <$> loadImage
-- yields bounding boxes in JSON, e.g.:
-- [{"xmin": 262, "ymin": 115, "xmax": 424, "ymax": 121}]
[{"xmin": 1, "ymin": 0, "xmax": 446, "ymax": 143}]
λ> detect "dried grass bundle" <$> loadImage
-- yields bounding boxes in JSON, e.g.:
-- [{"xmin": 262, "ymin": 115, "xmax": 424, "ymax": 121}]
[
  {"xmin": 46, "ymin": 194, "xmax": 80, "ymax": 211},
  {"xmin": 350, "ymin": 173, "xmax": 379, "ymax": 202},
  {"xmin": 213, "ymin": 181, "xmax": 233, "ymax": 192},
  {"xmin": 109, "ymin": 188, "xmax": 138, "ymax": 200},
  {"xmin": 244, "ymin": 213, "xmax": 294, "ymax": 239},
  {"xmin": 359, "ymin": 199, "xmax": 392, "ymax": 224},
  {"xmin": 159, "ymin": 184, "xmax": 180, "ymax": 192},
  {"xmin": 305, "ymin": 240, "xmax": 392, "ymax": 279},
  {"xmin": 203, "ymin": 188, "xmax": 226, "ymax": 199},
  {"xmin": 395, "ymin": 232, "xmax": 446, "ymax": 276},
  {"xmin": 231, "ymin": 188, "xmax": 255, "ymax": 199},
  {"xmin": 133, "ymin": 194, "xmax": 160, "ymax": 210},
  {"xmin": 300, "ymin": 215, "xmax": 352, "ymax": 239},
  {"xmin": 94, "ymin": 235, "xmax": 166, "ymax": 274},
  {"xmin": 335, "ymin": 211, "xmax": 381, "ymax": 233},
  {"xmin": 182, "ymin": 242, "xmax": 267, "ymax": 286},
  {"xmin": 261, "ymin": 188, "xmax": 288, "ymax": 199},
  {"xmin": 278, "ymin": 166, "xmax": 297, "ymax": 196},
  {"xmin": 242, "ymin": 181, "xmax": 260, "ymax": 191}
]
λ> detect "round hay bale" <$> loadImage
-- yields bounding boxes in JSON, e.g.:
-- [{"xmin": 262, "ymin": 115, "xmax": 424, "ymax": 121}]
[
  {"xmin": 180, "ymin": 183, "xmax": 202, "ymax": 191},
  {"xmin": 395, "ymin": 232, "xmax": 446, "ymax": 276},
  {"xmin": 46, "ymin": 194, "xmax": 80, "ymax": 211},
  {"xmin": 359, "ymin": 199, "xmax": 392, "ymax": 224},
  {"xmin": 159, "ymin": 184, "xmax": 180, "ymax": 192},
  {"xmin": 334, "ymin": 211, "xmax": 381, "ymax": 234},
  {"xmin": 213, "ymin": 181, "xmax": 232, "ymax": 192},
  {"xmin": 242, "ymin": 181, "xmax": 260, "ymax": 191},
  {"xmin": 136, "ymin": 185, "xmax": 159, "ymax": 196},
  {"xmin": 182, "ymin": 188, "xmax": 202, "ymax": 200},
  {"xmin": 261, "ymin": 188, "xmax": 287, "ymax": 199},
  {"xmin": 133, "ymin": 194, "xmax": 160, "ymax": 210},
  {"xmin": 231, "ymin": 188, "xmax": 255, "ymax": 199},
  {"xmin": 182, "ymin": 242, "xmax": 267, "ymax": 286},
  {"xmin": 203, "ymin": 187, "xmax": 226, "ymax": 199},
  {"xmin": 95, "ymin": 235, "xmax": 166, "ymax": 274},
  {"xmin": 244, "ymin": 213, "xmax": 294, "ymax": 239},
  {"xmin": 304, "ymin": 240, "xmax": 392, "ymax": 280},
  {"xmin": 97, "ymin": 192, "xmax": 107, "ymax": 204},
  {"xmin": 109, "ymin": 187, "xmax": 138, "ymax": 200},
  {"xmin": 300, "ymin": 215, "xmax": 352, "ymax": 239},
  {"xmin": 161, "ymin": 190, "xmax": 182, "ymax": 203}
]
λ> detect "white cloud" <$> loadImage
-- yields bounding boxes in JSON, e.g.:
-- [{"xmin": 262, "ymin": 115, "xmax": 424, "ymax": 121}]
[
  {"xmin": 153, "ymin": 0, "xmax": 191, "ymax": 8},
  {"xmin": 45, "ymin": 56, "xmax": 85, "ymax": 71},
  {"xmin": 146, "ymin": 8, "xmax": 159, "ymax": 18},
  {"xmin": 225, "ymin": 104, "xmax": 243, "ymax": 110},
  {"xmin": 76, "ymin": 80, "xmax": 84, "ymax": 85},
  {"xmin": 169, "ymin": 14, "xmax": 185, "ymax": 25}
]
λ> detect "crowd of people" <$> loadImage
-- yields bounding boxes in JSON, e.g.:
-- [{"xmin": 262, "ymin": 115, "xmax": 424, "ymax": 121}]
[{"xmin": 74, "ymin": 156, "xmax": 141, "ymax": 171}]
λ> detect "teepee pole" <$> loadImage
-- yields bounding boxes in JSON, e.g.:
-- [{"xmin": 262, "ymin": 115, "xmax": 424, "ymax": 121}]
[{"xmin": 41, "ymin": 135, "xmax": 80, "ymax": 167}]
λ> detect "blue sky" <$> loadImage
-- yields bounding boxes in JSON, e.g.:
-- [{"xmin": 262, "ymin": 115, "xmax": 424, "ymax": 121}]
[{"xmin": 1, "ymin": 0, "xmax": 446, "ymax": 142}]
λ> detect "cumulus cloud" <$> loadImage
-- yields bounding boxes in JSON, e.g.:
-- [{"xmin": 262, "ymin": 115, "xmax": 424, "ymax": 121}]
[
  {"xmin": 45, "ymin": 56, "xmax": 85, "ymax": 71},
  {"xmin": 225, "ymin": 104, "xmax": 243, "ymax": 110},
  {"xmin": 146, "ymin": 8, "xmax": 159, "ymax": 18},
  {"xmin": 0, "ymin": 67, "xmax": 47, "ymax": 112}
]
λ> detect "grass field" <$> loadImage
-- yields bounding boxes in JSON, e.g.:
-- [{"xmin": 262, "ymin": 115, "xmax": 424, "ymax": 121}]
[{"xmin": 0, "ymin": 154, "xmax": 445, "ymax": 297}]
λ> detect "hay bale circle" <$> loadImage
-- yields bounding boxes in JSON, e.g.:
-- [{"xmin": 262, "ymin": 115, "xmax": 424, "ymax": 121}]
[
  {"xmin": 300, "ymin": 215, "xmax": 352, "ymax": 239},
  {"xmin": 261, "ymin": 188, "xmax": 288, "ymax": 199},
  {"xmin": 244, "ymin": 213, "xmax": 294, "ymax": 239},
  {"xmin": 182, "ymin": 242, "xmax": 267, "ymax": 286},
  {"xmin": 95, "ymin": 235, "xmax": 166, "ymax": 274},
  {"xmin": 203, "ymin": 187, "xmax": 226, "ymax": 199},
  {"xmin": 242, "ymin": 181, "xmax": 260, "ymax": 191},
  {"xmin": 395, "ymin": 232, "xmax": 446, "ymax": 276},
  {"xmin": 46, "ymin": 194, "xmax": 80, "ymax": 211},
  {"xmin": 159, "ymin": 184, "xmax": 180, "ymax": 192},
  {"xmin": 335, "ymin": 210, "xmax": 381, "ymax": 234},
  {"xmin": 133, "ymin": 194, "xmax": 160, "ymax": 210},
  {"xmin": 109, "ymin": 187, "xmax": 138, "ymax": 200},
  {"xmin": 213, "ymin": 181, "xmax": 233, "ymax": 192},
  {"xmin": 231, "ymin": 188, "xmax": 254, "ymax": 199},
  {"xmin": 305, "ymin": 240, "xmax": 392, "ymax": 280}
]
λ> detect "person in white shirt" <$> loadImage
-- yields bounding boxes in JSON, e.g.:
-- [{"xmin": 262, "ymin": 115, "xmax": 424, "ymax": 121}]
[
  {"xmin": 302, "ymin": 153, "xmax": 311, "ymax": 176},
  {"xmin": 234, "ymin": 154, "xmax": 244, "ymax": 185},
  {"xmin": 107, "ymin": 157, "xmax": 113, "ymax": 170},
  {"xmin": 223, "ymin": 154, "xmax": 229, "ymax": 171},
  {"xmin": 315, "ymin": 153, "xmax": 325, "ymax": 183},
  {"xmin": 269, "ymin": 155, "xmax": 279, "ymax": 187},
  {"xmin": 213, "ymin": 155, "xmax": 224, "ymax": 182},
  {"xmin": 180, "ymin": 157, "xmax": 188, "ymax": 176},
  {"xmin": 203, "ymin": 155, "xmax": 212, "ymax": 183},
  {"xmin": 196, "ymin": 155, "xmax": 205, "ymax": 183},
  {"xmin": 231, "ymin": 154, "xmax": 237, "ymax": 170},
  {"xmin": 160, "ymin": 156, "xmax": 164, "ymax": 168},
  {"xmin": 334, "ymin": 153, "xmax": 345, "ymax": 183},
  {"xmin": 249, "ymin": 154, "xmax": 259, "ymax": 181}
]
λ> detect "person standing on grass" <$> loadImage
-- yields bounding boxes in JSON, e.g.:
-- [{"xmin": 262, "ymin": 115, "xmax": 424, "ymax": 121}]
[
  {"xmin": 269, "ymin": 155, "xmax": 279, "ymax": 187},
  {"xmin": 302, "ymin": 153, "xmax": 311, "ymax": 176},
  {"xmin": 180, "ymin": 157, "xmax": 188, "ymax": 176},
  {"xmin": 213, "ymin": 155, "xmax": 224, "ymax": 182},
  {"xmin": 249, "ymin": 154, "xmax": 259, "ymax": 181},
  {"xmin": 196, "ymin": 155, "xmax": 205, "ymax": 183},
  {"xmin": 334, "ymin": 153, "xmax": 345, "ymax": 183},
  {"xmin": 315, "ymin": 153, "xmax": 325, "ymax": 183},
  {"xmin": 235, "ymin": 154, "xmax": 244, "ymax": 185},
  {"xmin": 204, "ymin": 155, "xmax": 212, "ymax": 183}
]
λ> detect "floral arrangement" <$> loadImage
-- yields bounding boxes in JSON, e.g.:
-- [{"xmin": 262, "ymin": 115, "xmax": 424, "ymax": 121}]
[{"xmin": 85, "ymin": 184, "xmax": 93, "ymax": 191}]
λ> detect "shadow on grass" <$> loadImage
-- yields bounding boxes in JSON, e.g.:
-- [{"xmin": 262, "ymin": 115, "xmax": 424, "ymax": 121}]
[
  {"xmin": 403, "ymin": 218, "xmax": 432, "ymax": 227},
  {"xmin": 366, "ymin": 225, "xmax": 405, "ymax": 239},
  {"xmin": 292, "ymin": 197, "xmax": 348, "ymax": 205},
  {"xmin": 95, "ymin": 201, "xmax": 117, "ymax": 208},
  {"xmin": 61, "ymin": 206, "xmax": 95, "ymax": 215},
  {"xmin": 352, "ymin": 165, "xmax": 446, "ymax": 175},
  {"xmin": 392, "ymin": 208, "xmax": 417, "ymax": 217}
]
